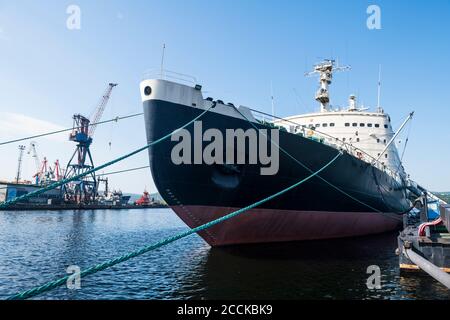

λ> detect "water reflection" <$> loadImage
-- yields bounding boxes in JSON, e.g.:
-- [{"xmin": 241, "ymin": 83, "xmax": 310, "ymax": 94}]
[
  {"xmin": 0, "ymin": 209, "xmax": 448, "ymax": 300},
  {"xmin": 185, "ymin": 233, "xmax": 450, "ymax": 300}
]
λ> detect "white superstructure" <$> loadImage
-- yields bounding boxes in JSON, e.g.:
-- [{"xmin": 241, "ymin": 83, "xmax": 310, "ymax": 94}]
[{"xmin": 274, "ymin": 60, "xmax": 406, "ymax": 177}]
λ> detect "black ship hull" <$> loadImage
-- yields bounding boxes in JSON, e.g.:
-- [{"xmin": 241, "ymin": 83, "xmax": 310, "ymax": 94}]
[{"xmin": 144, "ymin": 100, "xmax": 409, "ymax": 246}]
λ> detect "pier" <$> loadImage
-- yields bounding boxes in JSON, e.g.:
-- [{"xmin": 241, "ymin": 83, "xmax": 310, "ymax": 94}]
[
  {"xmin": 0, "ymin": 203, "xmax": 168, "ymax": 211},
  {"xmin": 397, "ymin": 195, "xmax": 450, "ymax": 289}
]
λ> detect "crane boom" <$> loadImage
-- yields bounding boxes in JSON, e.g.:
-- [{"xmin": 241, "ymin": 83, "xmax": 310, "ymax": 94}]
[
  {"xmin": 16, "ymin": 145, "xmax": 26, "ymax": 183},
  {"xmin": 63, "ymin": 82, "xmax": 117, "ymax": 204},
  {"xmin": 88, "ymin": 83, "xmax": 118, "ymax": 137},
  {"xmin": 27, "ymin": 141, "xmax": 41, "ymax": 177}
]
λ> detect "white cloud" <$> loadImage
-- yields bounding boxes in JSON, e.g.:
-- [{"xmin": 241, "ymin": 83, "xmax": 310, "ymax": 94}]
[{"xmin": 0, "ymin": 112, "xmax": 67, "ymax": 143}]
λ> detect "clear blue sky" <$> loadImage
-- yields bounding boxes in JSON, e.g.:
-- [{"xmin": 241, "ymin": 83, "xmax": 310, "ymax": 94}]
[{"xmin": 0, "ymin": 0, "xmax": 449, "ymax": 193}]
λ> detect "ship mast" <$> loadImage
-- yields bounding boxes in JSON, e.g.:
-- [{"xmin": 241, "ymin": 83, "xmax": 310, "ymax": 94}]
[
  {"xmin": 376, "ymin": 64, "xmax": 383, "ymax": 113},
  {"xmin": 305, "ymin": 59, "xmax": 351, "ymax": 112}
]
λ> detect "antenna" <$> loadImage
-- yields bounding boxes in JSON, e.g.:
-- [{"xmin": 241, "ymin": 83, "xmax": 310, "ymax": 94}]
[
  {"xmin": 305, "ymin": 59, "xmax": 351, "ymax": 112},
  {"xmin": 377, "ymin": 64, "xmax": 382, "ymax": 112},
  {"xmin": 160, "ymin": 43, "xmax": 166, "ymax": 79},
  {"xmin": 270, "ymin": 81, "xmax": 275, "ymax": 120}
]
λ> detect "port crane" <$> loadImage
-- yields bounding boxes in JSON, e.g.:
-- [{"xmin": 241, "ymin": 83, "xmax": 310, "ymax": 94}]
[
  {"xmin": 51, "ymin": 160, "xmax": 62, "ymax": 181},
  {"xmin": 27, "ymin": 141, "xmax": 60, "ymax": 185},
  {"xmin": 27, "ymin": 141, "xmax": 45, "ymax": 185},
  {"xmin": 62, "ymin": 83, "xmax": 118, "ymax": 204},
  {"xmin": 15, "ymin": 145, "xmax": 26, "ymax": 183}
]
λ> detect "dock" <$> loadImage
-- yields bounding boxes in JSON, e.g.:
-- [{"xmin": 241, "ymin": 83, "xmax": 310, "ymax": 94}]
[
  {"xmin": 0, "ymin": 203, "xmax": 168, "ymax": 211},
  {"xmin": 397, "ymin": 195, "xmax": 450, "ymax": 288}
]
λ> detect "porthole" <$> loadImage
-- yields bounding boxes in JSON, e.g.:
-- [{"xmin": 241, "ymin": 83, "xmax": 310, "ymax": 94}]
[{"xmin": 144, "ymin": 86, "xmax": 152, "ymax": 96}]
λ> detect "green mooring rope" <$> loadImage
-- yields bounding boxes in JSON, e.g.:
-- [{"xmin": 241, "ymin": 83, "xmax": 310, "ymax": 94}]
[
  {"xmin": 7, "ymin": 152, "xmax": 342, "ymax": 300},
  {"xmin": 231, "ymin": 105, "xmax": 404, "ymax": 220},
  {"xmin": 0, "ymin": 106, "xmax": 213, "ymax": 210}
]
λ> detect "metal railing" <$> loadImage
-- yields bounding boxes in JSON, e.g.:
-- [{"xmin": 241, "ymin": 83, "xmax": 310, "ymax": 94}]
[
  {"xmin": 248, "ymin": 108, "xmax": 404, "ymax": 183},
  {"xmin": 142, "ymin": 68, "xmax": 197, "ymax": 86}
]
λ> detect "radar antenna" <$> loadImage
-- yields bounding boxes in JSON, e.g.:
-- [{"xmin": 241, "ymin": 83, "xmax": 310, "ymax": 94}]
[{"xmin": 305, "ymin": 59, "xmax": 351, "ymax": 112}]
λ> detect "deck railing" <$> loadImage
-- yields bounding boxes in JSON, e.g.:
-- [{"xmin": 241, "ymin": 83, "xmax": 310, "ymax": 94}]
[
  {"xmin": 142, "ymin": 68, "xmax": 197, "ymax": 86},
  {"xmin": 248, "ymin": 108, "xmax": 404, "ymax": 183}
]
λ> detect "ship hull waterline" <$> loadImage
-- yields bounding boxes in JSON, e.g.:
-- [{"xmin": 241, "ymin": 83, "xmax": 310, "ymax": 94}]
[{"xmin": 144, "ymin": 100, "xmax": 408, "ymax": 247}]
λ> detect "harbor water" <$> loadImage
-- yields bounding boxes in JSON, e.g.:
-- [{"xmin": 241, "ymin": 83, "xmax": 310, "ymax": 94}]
[{"xmin": 0, "ymin": 208, "xmax": 449, "ymax": 300}]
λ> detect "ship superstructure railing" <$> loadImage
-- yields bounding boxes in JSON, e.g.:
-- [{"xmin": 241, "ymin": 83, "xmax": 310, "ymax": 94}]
[
  {"xmin": 142, "ymin": 68, "xmax": 198, "ymax": 86},
  {"xmin": 142, "ymin": 68, "xmax": 197, "ymax": 85},
  {"xmin": 248, "ymin": 108, "xmax": 404, "ymax": 183}
]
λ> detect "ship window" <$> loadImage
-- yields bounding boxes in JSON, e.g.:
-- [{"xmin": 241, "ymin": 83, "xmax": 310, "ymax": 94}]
[
  {"xmin": 356, "ymin": 138, "xmax": 360, "ymax": 142},
  {"xmin": 378, "ymin": 153, "xmax": 380, "ymax": 156},
  {"xmin": 384, "ymin": 124, "xmax": 388, "ymax": 128},
  {"xmin": 345, "ymin": 123, "xmax": 350, "ymax": 127},
  {"xmin": 322, "ymin": 123, "xmax": 328, "ymax": 127},
  {"xmin": 308, "ymin": 124, "xmax": 314, "ymax": 128},
  {"xmin": 343, "ymin": 138, "xmax": 346, "ymax": 141},
  {"xmin": 375, "ymin": 124, "xmax": 380, "ymax": 128},
  {"xmin": 360, "ymin": 123, "xmax": 365, "ymax": 127},
  {"xmin": 368, "ymin": 123, "xmax": 373, "ymax": 127},
  {"xmin": 330, "ymin": 123, "xmax": 335, "ymax": 127},
  {"xmin": 316, "ymin": 124, "xmax": 320, "ymax": 128},
  {"xmin": 352, "ymin": 123, "xmax": 357, "ymax": 127},
  {"xmin": 384, "ymin": 139, "xmax": 386, "ymax": 144},
  {"xmin": 144, "ymin": 86, "xmax": 152, "ymax": 96},
  {"xmin": 377, "ymin": 139, "xmax": 380, "ymax": 143},
  {"xmin": 385, "ymin": 154, "xmax": 388, "ymax": 158}
]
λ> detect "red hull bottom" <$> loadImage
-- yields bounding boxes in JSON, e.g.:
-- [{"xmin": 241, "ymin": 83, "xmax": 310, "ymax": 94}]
[{"xmin": 171, "ymin": 205, "xmax": 403, "ymax": 246}]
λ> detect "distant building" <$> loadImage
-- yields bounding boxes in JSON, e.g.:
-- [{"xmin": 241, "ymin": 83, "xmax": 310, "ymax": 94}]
[
  {"xmin": 149, "ymin": 192, "xmax": 166, "ymax": 205},
  {"xmin": 0, "ymin": 181, "xmax": 62, "ymax": 205}
]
